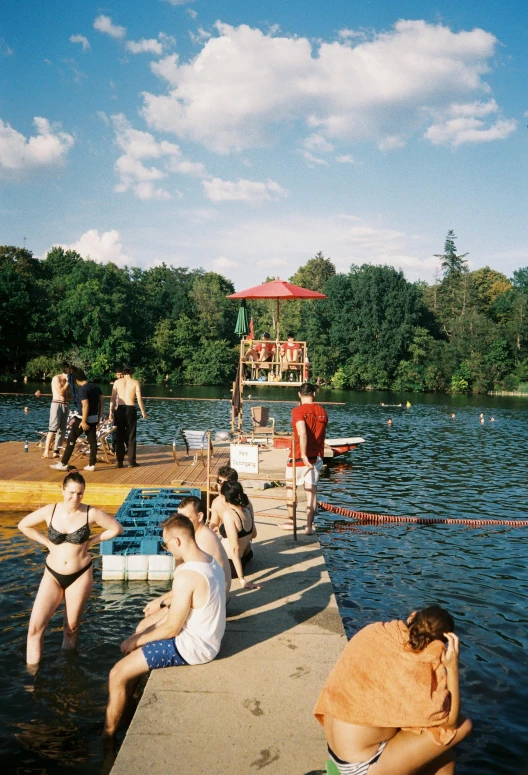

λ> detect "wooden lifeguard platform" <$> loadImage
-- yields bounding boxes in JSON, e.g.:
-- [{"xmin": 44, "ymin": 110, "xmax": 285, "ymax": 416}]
[{"xmin": 0, "ymin": 441, "xmax": 230, "ymax": 512}]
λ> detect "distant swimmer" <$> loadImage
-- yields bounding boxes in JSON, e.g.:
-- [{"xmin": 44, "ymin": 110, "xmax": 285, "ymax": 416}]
[
  {"xmin": 489, "ymin": 417, "xmax": 495, "ymax": 422},
  {"xmin": 450, "ymin": 413, "xmax": 456, "ymax": 419},
  {"xmin": 479, "ymin": 413, "xmax": 484, "ymax": 420},
  {"xmin": 24, "ymin": 406, "xmax": 29, "ymax": 414},
  {"xmin": 387, "ymin": 418, "xmax": 393, "ymax": 426},
  {"xmin": 406, "ymin": 401, "xmax": 412, "ymax": 408}
]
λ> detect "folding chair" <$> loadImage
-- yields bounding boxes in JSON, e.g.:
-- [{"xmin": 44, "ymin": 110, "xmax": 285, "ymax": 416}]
[
  {"xmin": 70, "ymin": 417, "xmax": 117, "ymax": 465},
  {"xmin": 172, "ymin": 429, "xmax": 212, "ymax": 467},
  {"xmin": 250, "ymin": 406, "xmax": 275, "ymax": 442}
]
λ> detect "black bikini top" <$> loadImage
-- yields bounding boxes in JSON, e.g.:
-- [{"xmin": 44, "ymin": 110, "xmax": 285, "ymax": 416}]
[
  {"xmin": 219, "ymin": 506, "xmax": 254, "ymax": 540},
  {"xmin": 48, "ymin": 504, "xmax": 91, "ymax": 545}
]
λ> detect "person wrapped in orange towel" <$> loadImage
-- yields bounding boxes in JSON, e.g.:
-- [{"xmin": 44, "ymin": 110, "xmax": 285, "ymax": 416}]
[{"xmin": 314, "ymin": 606, "xmax": 472, "ymax": 775}]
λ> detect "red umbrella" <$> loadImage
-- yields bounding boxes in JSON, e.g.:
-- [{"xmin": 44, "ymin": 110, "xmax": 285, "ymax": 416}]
[{"xmin": 227, "ymin": 278, "xmax": 326, "ymax": 337}]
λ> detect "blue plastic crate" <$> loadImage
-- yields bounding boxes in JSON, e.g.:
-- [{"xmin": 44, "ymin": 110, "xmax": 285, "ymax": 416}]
[{"xmin": 103, "ymin": 486, "xmax": 201, "ymax": 556}]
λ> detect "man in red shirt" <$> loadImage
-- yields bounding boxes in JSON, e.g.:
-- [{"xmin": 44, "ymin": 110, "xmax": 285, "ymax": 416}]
[{"xmin": 284, "ymin": 382, "xmax": 328, "ymax": 535}]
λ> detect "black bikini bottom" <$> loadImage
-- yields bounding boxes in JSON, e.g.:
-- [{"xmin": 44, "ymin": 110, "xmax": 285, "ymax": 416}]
[
  {"xmin": 45, "ymin": 560, "xmax": 93, "ymax": 590},
  {"xmin": 229, "ymin": 548, "xmax": 254, "ymax": 579}
]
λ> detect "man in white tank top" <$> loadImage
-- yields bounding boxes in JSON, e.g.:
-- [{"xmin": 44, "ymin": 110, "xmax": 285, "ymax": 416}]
[{"xmin": 104, "ymin": 514, "xmax": 226, "ymax": 738}]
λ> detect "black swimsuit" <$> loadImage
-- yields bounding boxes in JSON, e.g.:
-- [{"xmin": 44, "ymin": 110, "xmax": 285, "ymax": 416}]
[
  {"xmin": 219, "ymin": 506, "xmax": 254, "ymax": 540},
  {"xmin": 46, "ymin": 505, "xmax": 92, "ymax": 589}
]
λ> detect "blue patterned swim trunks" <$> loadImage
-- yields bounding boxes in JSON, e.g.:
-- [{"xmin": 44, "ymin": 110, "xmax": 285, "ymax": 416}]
[{"xmin": 141, "ymin": 638, "xmax": 188, "ymax": 670}]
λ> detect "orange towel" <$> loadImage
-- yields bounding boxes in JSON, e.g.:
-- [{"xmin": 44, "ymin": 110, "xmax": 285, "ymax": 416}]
[{"xmin": 315, "ymin": 620, "xmax": 454, "ymax": 741}]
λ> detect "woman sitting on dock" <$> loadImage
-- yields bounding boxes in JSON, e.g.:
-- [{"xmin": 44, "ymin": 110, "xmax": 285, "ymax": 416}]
[
  {"xmin": 315, "ymin": 605, "xmax": 472, "ymax": 774},
  {"xmin": 218, "ymin": 481, "xmax": 260, "ymax": 590},
  {"xmin": 18, "ymin": 472, "xmax": 123, "ymax": 666}
]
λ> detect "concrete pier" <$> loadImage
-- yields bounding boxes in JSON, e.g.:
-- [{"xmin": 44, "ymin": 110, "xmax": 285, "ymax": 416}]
[{"xmin": 111, "ymin": 495, "xmax": 346, "ymax": 775}]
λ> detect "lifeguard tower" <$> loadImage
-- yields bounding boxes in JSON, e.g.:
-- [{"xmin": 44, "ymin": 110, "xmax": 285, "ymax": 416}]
[{"xmin": 227, "ymin": 279, "xmax": 327, "ymax": 432}]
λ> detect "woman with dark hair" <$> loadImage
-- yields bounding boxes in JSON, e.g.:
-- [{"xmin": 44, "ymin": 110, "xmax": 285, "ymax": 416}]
[
  {"xmin": 315, "ymin": 605, "xmax": 472, "ymax": 775},
  {"xmin": 218, "ymin": 481, "xmax": 259, "ymax": 590},
  {"xmin": 18, "ymin": 472, "xmax": 123, "ymax": 665}
]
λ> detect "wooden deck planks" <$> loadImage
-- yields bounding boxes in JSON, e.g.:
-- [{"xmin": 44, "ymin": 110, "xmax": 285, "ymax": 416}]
[{"xmin": 0, "ymin": 441, "xmax": 229, "ymax": 511}]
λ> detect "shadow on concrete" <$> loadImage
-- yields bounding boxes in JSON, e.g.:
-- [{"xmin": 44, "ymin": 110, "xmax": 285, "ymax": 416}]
[{"xmin": 219, "ymin": 531, "xmax": 342, "ymax": 659}]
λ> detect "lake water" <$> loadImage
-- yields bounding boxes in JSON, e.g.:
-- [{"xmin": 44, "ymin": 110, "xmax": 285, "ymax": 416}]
[{"xmin": 1, "ymin": 384, "xmax": 527, "ymax": 774}]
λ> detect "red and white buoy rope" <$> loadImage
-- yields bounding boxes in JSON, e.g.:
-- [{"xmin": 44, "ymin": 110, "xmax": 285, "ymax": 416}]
[{"xmin": 317, "ymin": 501, "xmax": 528, "ymax": 528}]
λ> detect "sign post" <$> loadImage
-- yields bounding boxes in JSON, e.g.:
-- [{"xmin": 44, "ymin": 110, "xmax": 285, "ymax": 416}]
[{"xmin": 230, "ymin": 444, "xmax": 259, "ymax": 475}]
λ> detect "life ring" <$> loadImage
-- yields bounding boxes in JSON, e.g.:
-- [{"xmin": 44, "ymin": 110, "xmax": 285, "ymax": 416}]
[{"xmin": 317, "ymin": 501, "xmax": 528, "ymax": 528}]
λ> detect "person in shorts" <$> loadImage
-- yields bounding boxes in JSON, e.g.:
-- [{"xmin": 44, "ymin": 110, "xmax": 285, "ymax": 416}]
[
  {"xmin": 51, "ymin": 369, "xmax": 104, "ymax": 472},
  {"xmin": 284, "ymin": 382, "xmax": 328, "ymax": 535},
  {"xmin": 103, "ymin": 514, "xmax": 226, "ymax": 738},
  {"xmin": 42, "ymin": 364, "xmax": 71, "ymax": 459}
]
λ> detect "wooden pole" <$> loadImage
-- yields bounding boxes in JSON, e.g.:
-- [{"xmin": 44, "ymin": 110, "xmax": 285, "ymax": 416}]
[{"xmin": 206, "ymin": 430, "xmax": 211, "ymax": 523}]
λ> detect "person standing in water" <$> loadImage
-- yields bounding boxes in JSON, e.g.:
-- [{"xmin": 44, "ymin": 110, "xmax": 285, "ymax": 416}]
[
  {"xmin": 109, "ymin": 367, "xmax": 148, "ymax": 468},
  {"xmin": 18, "ymin": 472, "xmax": 123, "ymax": 666}
]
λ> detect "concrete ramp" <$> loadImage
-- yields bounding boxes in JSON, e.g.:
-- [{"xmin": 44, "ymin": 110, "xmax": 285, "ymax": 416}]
[{"xmin": 111, "ymin": 511, "xmax": 346, "ymax": 775}]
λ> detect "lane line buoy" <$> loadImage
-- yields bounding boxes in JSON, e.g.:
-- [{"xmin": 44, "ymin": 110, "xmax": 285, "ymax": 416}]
[{"xmin": 317, "ymin": 501, "xmax": 528, "ymax": 528}]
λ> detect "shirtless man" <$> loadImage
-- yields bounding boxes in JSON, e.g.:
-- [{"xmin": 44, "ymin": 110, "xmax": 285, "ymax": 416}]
[
  {"xmin": 136, "ymin": 496, "xmax": 231, "ymax": 633},
  {"xmin": 109, "ymin": 367, "xmax": 147, "ymax": 468},
  {"xmin": 42, "ymin": 365, "xmax": 71, "ymax": 459}
]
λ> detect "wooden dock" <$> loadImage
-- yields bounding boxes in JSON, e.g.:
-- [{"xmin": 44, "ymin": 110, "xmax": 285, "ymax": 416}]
[{"xmin": 0, "ymin": 441, "xmax": 230, "ymax": 512}]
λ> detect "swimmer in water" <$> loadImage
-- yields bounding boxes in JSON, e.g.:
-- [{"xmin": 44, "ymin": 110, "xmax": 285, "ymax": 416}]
[
  {"xmin": 387, "ymin": 418, "xmax": 393, "ymax": 426},
  {"xmin": 18, "ymin": 472, "xmax": 123, "ymax": 666},
  {"xmin": 489, "ymin": 417, "xmax": 495, "ymax": 422},
  {"xmin": 450, "ymin": 413, "xmax": 456, "ymax": 419}
]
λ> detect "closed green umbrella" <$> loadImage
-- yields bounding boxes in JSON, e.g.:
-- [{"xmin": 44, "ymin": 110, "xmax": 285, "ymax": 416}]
[{"xmin": 234, "ymin": 299, "xmax": 250, "ymax": 337}]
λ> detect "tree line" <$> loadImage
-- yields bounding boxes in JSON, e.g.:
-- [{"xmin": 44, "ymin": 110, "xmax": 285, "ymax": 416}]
[{"xmin": 1, "ymin": 234, "xmax": 527, "ymax": 393}]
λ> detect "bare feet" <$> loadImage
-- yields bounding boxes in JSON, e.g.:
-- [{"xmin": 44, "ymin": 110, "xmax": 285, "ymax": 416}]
[{"xmin": 305, "ymin": 527, "xmax": 314, "ymax": 536}]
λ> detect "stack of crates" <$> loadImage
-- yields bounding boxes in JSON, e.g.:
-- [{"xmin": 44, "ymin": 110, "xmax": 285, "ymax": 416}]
[{"xmin": 101, "ymin": 487, "xmax": 201, "ymax": 581}]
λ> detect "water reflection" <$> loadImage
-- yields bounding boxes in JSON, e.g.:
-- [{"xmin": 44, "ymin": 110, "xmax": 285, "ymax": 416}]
[{"xmin": 1, "ymin": 389, "xmax": 528, "ymax": 773}]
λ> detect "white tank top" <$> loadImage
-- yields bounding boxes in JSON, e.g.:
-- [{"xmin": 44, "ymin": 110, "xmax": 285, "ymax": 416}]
[{"xmin": 175, "ymin": 558, "xmax": 226, "ymax": 665}]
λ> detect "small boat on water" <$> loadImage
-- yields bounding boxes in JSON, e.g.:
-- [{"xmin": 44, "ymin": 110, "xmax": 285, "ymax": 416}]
[{"xmin": 324, "ymin": 437, "xmax": 365, "ymax": 460}]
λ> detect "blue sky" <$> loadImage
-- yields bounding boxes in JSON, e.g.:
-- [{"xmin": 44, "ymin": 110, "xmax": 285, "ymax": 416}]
[{"xmin": 1, "ymin": 0, "xmax": 527, "ymax": 288}]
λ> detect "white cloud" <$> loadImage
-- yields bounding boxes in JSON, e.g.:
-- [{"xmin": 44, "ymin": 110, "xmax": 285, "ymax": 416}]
[
  {"xmin": 298, "ymin": 150, "xmax": 328, "ymax": 166},
  {"xmin": 0, "ymin": 116, "xmax": 74, "ymax": 177},
  {"xmin": 425, "ymin": 100, "xmax": 517, "ymax": 146},
  {"xmin": 378, "ymin": 135, "xmax": 406, "ymax": 151},
  {"xmin": 212, "ymin": 255, "xmax": 240, "ymax": 270},
  {"xmin": 203, "ymin": 177, "xmax": 287, "ymax": 204},
  {"xmin": 186, "ymin": 8, "xmax": 198, "ymax": 19},
  {"xmin": 126, "ymin": 34, "xmax": 175, "ymax": 55},
  {"xmin": 141, "ymin": 19, "xmax": 510, "ymax": 154},
  {"xmin": 111, "ymin": 113, "xmax": 206, "ymax": 199},
  {"xmin": 335, "ymin": 154, "xmax": 357, "ymax": 164},
  {"xmin": 203, "ymin": 213, "xmax": 439, "ymax": 284},
  {"xmin": 189, "ymin": 27, "xmax": 212, "ymax": 45},
  {"xmin": 302, "ymin": 133, "xmax": 334, "ymax": 153},
  {"xmin": 0, "ymin": 38, "xmax": 14, "ymax": 56},
  {"xmin": 59, "ymin": 229, "xmax": 132, "ymax": 267},
  {"xmin": 337, "ymin": 28, "xmax": 367, "ymax": 41},
  {"xmin": 126, "ymin": 38, "xmax": 163, "ymax": 55},
  {"xmin": 70, "ymin": 34, "xmax": 90, "ymax": 52},
  {"xmin": 93, "ymin": 15, "xmax": 126, "ymax": 40},
  {"xmin": 162, "ymin": 0, "xmax": 196, "ymax": 5}
]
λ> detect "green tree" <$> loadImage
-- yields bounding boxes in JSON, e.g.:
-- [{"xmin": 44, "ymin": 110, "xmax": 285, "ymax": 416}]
[{"xmin": 435, "ymin": 230, "xmax": 468, "ymax": 278}]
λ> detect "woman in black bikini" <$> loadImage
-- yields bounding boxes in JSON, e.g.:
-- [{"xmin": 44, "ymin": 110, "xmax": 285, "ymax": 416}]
[
  {"xmin": 218, "ymin": 481, "xmax": 260, "ymax": 590},
  {"xmin": 18, "ymin": 472, "xmax": 123, "ymax": 665}
]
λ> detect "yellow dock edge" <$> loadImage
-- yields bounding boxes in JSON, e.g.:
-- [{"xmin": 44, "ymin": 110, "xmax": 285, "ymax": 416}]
[{"xmin": 0, "ymin": 479, "xmax": 206, "ymax": 513}]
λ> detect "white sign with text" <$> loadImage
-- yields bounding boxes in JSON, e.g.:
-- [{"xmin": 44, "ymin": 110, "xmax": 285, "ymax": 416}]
[{"xmin": 230, "ymin": 443, "xmax": 259, "ymax": 474}]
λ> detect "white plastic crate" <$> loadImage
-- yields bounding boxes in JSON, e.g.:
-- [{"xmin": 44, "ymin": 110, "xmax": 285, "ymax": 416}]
[
  {"xmin": 148, "ymin": 554, "xmax": 174, "ymax": 580},
  {"xmin": 102, "ymin": 554, "xmax": 126, "ymax": 581},
  {"xmin": 126, "ymin": 554, "xmax": 149, "ymax": 580}
]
